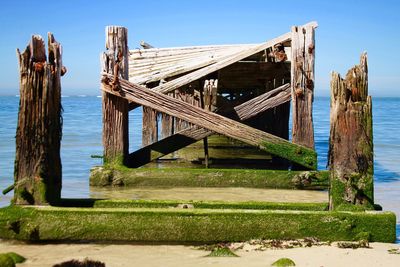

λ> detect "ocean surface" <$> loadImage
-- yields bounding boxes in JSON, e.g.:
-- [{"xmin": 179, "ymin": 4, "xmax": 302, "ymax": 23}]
[{"xmin": 0, "ymin": 95, "xmax": 399, "ymax": 241}]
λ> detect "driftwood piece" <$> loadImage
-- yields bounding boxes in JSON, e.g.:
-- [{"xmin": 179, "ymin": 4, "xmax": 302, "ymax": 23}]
[
  {"xmin": 101, "ymin": 74, "xmax": 317, "ymax": 169},
  {"xmin": 14, "ymin": 34, "xmax": 63, "ymax": 205},
  {"xmin": 291, "ymin": 24, "xmax": 316, "ymax": 149},
  {"xmin": 234, "ymin": 83, "xmax": 291, "ymax": 120},
  {"xmin": 101, "ymin": 26, "xmax": 129, "ymax": 163},
  {"xmin": 328, "ymin": 52, "xmax": 374, "ymax": 210}
]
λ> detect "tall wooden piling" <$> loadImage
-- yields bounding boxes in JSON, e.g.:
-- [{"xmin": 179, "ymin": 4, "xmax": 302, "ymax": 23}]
[
  {"xmin": 291, "ymin": 24, "xmax": 316, "ymax": 149},
  {"xmin": 328, "ymin": 52, "xmax": 374, "ymax": 210},
  {"xmin": 14, "ymin": 33, "xmax": 63, "ymax": 205},
  {"xmin": 101, "ymin": 26, "xmax": 129, "ymax": 163}
]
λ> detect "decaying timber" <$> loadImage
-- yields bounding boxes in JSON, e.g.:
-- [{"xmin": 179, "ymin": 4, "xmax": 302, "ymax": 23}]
[
  {"xmin": 101, "ymin": 26, "xmax": 129, "ymax": 163},
  {"xmin": 328, "ymin": 52, "xmax": 374, "ymax": 210},
  {"xmin": 234, "ymin": 83, "xmax": 291, "ymax": 121},
  {"xmin": 291, "ymin": 24, "xmax": 315, "ymax": 149},
  {"xmin": 142, "ymin": 107, "xmax": 158, "ymax": 146},
  {"xmin": 101, "ymin": 74, "xmax": 317, "ymax": 169},
  {"xmin": 127, "ymin": 82, "xmax": 289, "ymax": 168},
  {"xmin": 14, "ymin": 34, "xmax": 63, "ymax": 205}
]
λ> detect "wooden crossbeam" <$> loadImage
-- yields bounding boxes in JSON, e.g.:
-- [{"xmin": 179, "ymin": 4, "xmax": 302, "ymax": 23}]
[
  {"xmin": 101, "ymin": 74, "xmax": 317, "ymax": 169},
  {"xmin": 234, "ymin": 83, "xmax": 291, "ymax": 120},
  {"xmin": 127, "ymin": 84, "xmax": 290, "ymax": 167}
]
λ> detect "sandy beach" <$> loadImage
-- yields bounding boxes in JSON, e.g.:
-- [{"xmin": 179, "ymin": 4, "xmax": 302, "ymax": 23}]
[{"xmin": 0, "ymin": 241, "xmax": 399, "ymax": 267}]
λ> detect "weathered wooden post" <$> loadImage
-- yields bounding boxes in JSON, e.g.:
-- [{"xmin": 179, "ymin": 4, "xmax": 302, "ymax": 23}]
[
  {"xmin": 291, "ymin": 23, "xmax": 316, "ymax": 150},
  {"xmin": 14, "ymin": 33, "xmax": 63, "ymax": 205},
  {"xmin": 142, "ymin": 107, "xmax": 158, "ymax": 146},
  {"xmin": 201, "ymin": 79, "xmax": 218, "ymax": 167},
  {"xmin": 101, "ymin": 26, "xmax": 129, "ymax": 164},
  {"xmin": 328, "ymin": 52, "xmax": 374, "ymax": 210}
]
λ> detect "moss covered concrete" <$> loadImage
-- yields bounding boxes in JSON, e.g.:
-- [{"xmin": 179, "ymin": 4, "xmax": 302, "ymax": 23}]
[
  {"xmin": 59, "ymin": 199, "xmax": 328, "ymax": 211},
  {"xmin": 0, "ymin": 205, "xmax": 395, "ymax": 243},
  {"xmin": 90, "ymin": 167, "xmax": 329, "ymax": 189}
]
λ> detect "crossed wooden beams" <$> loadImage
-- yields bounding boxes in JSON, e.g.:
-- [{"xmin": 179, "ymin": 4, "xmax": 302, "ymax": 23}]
[{"xmin": 101, "ymin": 74, "xmax": 316, "ymax": 169}]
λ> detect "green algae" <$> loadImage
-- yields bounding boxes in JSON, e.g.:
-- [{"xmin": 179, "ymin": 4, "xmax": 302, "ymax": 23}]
[
  {"xmin": 271, "ymin": 258, "xmax": 296, "ymax": 266},
  {"xmin": 4, "ymin": 252, "xmax": 26, "ymax": 264},
  {"xmin": 0, "ymin": 205, "xmax": 395, "ymax": 243},
  {"xmin": 206, "ymin": 247, "xmax": 238, "ymax": 257},
  {"xmin": 0, "ymin": 254, "xmax": 15, "ymax": 267},
  {"xmin": 260, "ymin": 141, "xmax": 317, "ymax": 170},
  {"xmin": 90, "ymin": 167, "xmax": 328, "ymax": 189}
]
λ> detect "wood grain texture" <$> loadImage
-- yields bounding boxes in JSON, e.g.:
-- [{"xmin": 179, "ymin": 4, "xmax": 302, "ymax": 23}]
[
  {"xmin": 234, "ymin": 83, "xmax": 291, "ymax": 121},
  {"xmin": 291, "ymin": 24, "xmax": 316, "ymax": 149},
  {"xmin": 14, "ymin": 33, "xmax": 63, "ymax": 205},
  {"xmin": 101, "ymin": 74, "xmax": 317, "ymax": 169},
  {"xmin": 328, "ymin": 53, "xmax": 374, "ymax": 210},
  {"xmin": 101, "ymin": 26, "xmax": 129, "ymax": 163}
]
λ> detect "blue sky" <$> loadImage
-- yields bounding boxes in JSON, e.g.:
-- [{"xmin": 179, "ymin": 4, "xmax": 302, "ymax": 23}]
[{"xmin": 0, "ymin": 0, "xmax": 399, "ymax": 96}]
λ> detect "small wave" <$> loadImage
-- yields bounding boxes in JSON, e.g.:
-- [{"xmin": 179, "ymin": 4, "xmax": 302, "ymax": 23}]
[
  {"xmin": 15, "ymin": 95, "xmax": 19, "ymax": 97},
  {"xmin": 78, "ymin": 95, "xmax": 87, "ymax": 97},
  {"xmin": 61, "ymin": 95, "xmax": 70, "ymax": 98},
  {"xmin": 96, "ymin": 95, "xmax": 102, "ymax": 98}
]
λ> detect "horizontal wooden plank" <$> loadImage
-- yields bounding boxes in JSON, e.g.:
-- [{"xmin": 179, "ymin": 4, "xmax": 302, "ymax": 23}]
[{"xmin": 101, "ymin": 74, "xmax": 317, "ymax": 169}]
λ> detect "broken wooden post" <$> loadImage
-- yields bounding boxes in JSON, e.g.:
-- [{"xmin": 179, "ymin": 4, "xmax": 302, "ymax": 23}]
[
  {"xmin": 328, "ymin": 52, "xmax": 374, "ymax": 210},
  {"xmin": 101, "ymin": 26, "xmax": 129, "ymax": 164},
  {"xmin": 14, "ymin": 33, "xmax": 63, "ymax": 205},
  {"xmin": 291, "ymin": 23, "xmax": 316, "ymax": 149}
]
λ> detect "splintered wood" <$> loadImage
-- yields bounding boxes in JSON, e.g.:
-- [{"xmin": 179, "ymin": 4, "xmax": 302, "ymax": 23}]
[
  {"xmin": 101, "ymin": 26, "xmax": 129, "ymax": 163},
  {"xmin": 234, "ymin": 83, "xmax": 291, "ymax": 121},
  {"xmin": 128, "ymin": 21, "xmax": 317, "ymax": 94},
  {"xmin": 328, "ymin": 53, "xmax": 374, "ymax": 210},
  {"xmin": 291, "ymin": 24, "xmax": 316, "ymax": 149},
  {"xmin": 101, "ymin": 74, "xmax": 317, "ymax": 169},
  {"xmin": 14, "ymin": 34, "xmax": 63, "ymax": 205}
]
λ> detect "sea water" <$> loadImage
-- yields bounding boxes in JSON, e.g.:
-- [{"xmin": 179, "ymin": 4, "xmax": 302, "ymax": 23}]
[{"xmin": 0, "ymin": 95, "xmax": 399, "ymax": 241}]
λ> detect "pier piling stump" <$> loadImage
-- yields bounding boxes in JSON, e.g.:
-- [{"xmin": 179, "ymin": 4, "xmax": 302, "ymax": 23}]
[
  {"xmin": 14, "ymin": 34, "xmax": 63, "ymax": 205},
  {"xmin": 328, "ymin": 52, "xmax": 374, "ymax": 210},
  {"xmin": 101, "ymin": 26, "xmax": 129, "ymax": 164}
]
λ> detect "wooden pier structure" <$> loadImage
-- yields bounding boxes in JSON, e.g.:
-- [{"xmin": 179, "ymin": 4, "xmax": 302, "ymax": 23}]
[
  {"xmin": 101, "ymin": 22, "xmax": 317, "ymax": 171},
  {"xmin": 0, "ymin": 23, "xmax": 396, "ymax": 244}
]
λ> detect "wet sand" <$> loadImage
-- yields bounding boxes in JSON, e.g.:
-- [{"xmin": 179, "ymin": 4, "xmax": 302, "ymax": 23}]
[
  {"xmin": 0, "ymin": 241, "xmax": 399, "ymax": 267},
  {"xmin": 89, "ymin": 187, "xmax": 328, "ymax": 203}
]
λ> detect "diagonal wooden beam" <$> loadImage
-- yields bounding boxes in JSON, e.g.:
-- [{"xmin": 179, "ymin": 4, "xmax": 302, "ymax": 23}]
[
  {"xmin": 234, "ymin": 83, "xmax": 291, "ymax": 121},
  {"xmin": 127, "ymin": 84, "xmax": 291, "ymax": 167},
  {"xmin": 101, "ymin": 74, "xmax": 317, "ymax": 169}
]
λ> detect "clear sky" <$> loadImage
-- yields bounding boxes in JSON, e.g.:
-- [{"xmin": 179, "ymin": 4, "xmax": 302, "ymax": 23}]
[{"xmin": 0, "ymin": 0, "xmax": 399, "ymax": 96}]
